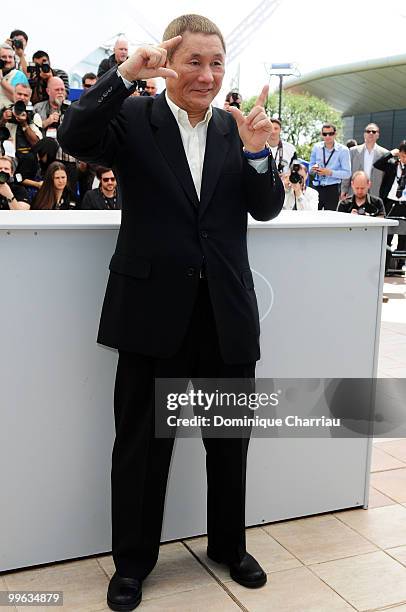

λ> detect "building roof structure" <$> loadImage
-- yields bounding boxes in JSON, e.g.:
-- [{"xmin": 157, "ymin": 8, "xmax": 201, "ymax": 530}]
[{"xmin": 284, "ymin": 54, "xmax": 406, "ymax": 116}]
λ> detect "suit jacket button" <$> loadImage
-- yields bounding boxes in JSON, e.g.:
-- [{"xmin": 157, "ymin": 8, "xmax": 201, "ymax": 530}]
[
  {"xmin": 187, "ymin": 267, "xmax": 196, "ymax": 277},
  {"xmin": 201, "ymin": 231, "xmax": 208, "ymax": 238}
]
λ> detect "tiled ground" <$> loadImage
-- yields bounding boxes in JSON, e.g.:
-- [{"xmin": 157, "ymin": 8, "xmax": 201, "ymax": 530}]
[{"xmin": 1, "ymin": 277, "xmax": 405, "ymax": 611}]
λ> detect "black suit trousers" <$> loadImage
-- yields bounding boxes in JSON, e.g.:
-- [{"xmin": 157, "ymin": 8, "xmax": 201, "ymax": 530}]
[{"xmin": 112, "ymin": 279, "xmax": 255, "ymax": 579}]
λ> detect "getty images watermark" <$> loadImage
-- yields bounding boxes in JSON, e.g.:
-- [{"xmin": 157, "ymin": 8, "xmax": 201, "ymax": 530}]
[
  {"xmin": 165, "ymin": 388, "xmax": 339, "ymax": 429},
  {"xmin": 154, "ymin": 378, "xmax": 406, "ymax": 438}
]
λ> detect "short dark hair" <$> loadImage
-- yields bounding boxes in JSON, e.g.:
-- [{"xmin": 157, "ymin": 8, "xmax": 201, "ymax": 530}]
[
  {"xmin": 33, "ymin": 50, "xmax": 50, "ymax": 62},
  {"xmin": 399, "ymin": 140, "xmax": 406, "ymax": 154},
  {"xmin": 82, "ymin": 72, "xmax": 97, "ymax": 85},
  {"xmin": 346, "ymin": 139, "xmax": 357, "ymax": 148},
  {"xmin": 322, "ymin": 123, "xmax": 336, "ymax": 133},
  {"xmin": 163, "ymin": 14, "xmax": 226, "ymax": 60},
  {"xmin": 364, "ymin": 122, "xmax": 379, "ymax": 131},
  {"xmin": 96, "ymin": 166, "xmax": 114, "ymax": 180},
  {"xmin": 271, "ymin": 118, "xmax": 282, "ymax": 128},
  {"xmin": 10, "ymin": 29, "xmax": 28, "ymax": 42}
]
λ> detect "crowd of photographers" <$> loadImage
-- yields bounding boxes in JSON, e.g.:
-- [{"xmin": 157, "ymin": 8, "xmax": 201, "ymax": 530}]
[
  {"xmin": 0, "ymin": 30, "xmax": 130, "ymax": 211},
  {"xmin": 0, "ymin": 30, "xmax": 405, "ymax": 266}
]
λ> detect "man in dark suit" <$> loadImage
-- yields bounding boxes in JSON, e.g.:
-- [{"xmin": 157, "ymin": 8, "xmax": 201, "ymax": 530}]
[{"xmin": 59, "ymin": 14, "xmax": 284, "ymax": 611}]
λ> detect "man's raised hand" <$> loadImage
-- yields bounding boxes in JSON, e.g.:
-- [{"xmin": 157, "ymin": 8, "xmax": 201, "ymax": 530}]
[
  {"xmin": 228, "ymin": 85, "xmax": 272, "ymax": 153},
  {"xmin": 118, "ymin": 36, "xmax": 182, "ymax": 82}
]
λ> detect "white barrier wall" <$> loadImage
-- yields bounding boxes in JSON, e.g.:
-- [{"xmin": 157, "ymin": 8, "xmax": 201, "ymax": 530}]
[{"xmin": 0, "ymin": 210, "xmax": 394, "ymax": 571}]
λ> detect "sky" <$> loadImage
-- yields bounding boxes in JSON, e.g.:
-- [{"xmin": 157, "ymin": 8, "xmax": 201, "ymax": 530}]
[{"xmin": 3, "ymin": 0, "xmax": 406, "ymax": 103}]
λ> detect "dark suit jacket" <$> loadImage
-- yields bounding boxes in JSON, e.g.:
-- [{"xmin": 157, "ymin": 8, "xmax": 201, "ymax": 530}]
[
  {"xmin": 58, "ymin": 69, "xmax": 284, "ymax": 364},
  {"xmin": 374, "ymin": 152, "xmax": 401, "ymax": 200}
]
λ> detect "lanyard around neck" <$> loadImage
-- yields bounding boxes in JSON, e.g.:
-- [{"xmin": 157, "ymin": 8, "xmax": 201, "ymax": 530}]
[{"xmin": 323, "ymin": 146, "xmax": 335, "ymax": 167}]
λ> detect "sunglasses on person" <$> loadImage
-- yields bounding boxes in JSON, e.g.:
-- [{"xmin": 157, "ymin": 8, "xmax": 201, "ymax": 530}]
[
  {"xmin": 364, "ymin": 129, "xmax": 378, "ymax": 134},
  {"xmin": 322, "ymin": 131, "xmax": 335, "ymax": 137},
  {"xmin": 102, "ymin": 177, "xmax": 115, "ymax": 182}
]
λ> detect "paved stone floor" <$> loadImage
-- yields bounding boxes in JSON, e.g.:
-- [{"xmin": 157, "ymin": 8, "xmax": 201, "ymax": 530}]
[{"xmin": 1, "ymin": 277, "xmax": 405, "ymax": 611}]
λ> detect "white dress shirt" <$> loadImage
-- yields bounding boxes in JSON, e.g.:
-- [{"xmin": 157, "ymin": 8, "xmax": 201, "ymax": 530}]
[
  {"xmin": 363, "ymin": 146, "xmax": 375, "ymax": 179},
  {"xmin": 283, "ymin": 185, "xmax": 319, "ymax": 211},
  {"xmin": 165, "ymin": 93, "xmax": 211, "ymax": 198}
]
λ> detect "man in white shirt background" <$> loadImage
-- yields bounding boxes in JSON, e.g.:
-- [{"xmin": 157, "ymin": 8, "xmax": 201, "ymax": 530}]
[{"xmin": 268, "ymin": 117, "xmax": 297, "ymax": 174}]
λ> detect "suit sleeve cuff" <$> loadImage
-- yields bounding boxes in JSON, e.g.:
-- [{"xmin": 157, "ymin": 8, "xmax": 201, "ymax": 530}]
[{"xmin": 247, "ymin": 157, "xmax": 269, "ymax": 174}]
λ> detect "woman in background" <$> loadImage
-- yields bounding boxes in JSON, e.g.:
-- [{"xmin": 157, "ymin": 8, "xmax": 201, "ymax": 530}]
[{"xmin": 32, "ymin": 161, "xmax": 77, "ymax": 210}]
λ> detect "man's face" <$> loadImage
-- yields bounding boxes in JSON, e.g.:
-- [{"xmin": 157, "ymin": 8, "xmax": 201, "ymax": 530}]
[
  {"xmin": 145, "ymin": 79, "xmax": 157, "ymax": 96},
  {"xmin": 166, "ymin": 32, "xmax": 225, "ymax": 114},
  {"xmin": 114, "ymin": 42, "xmax": 128, "ymax": 64},
  {"xmin": 14, "ymin": 86, "xmax": 31, "ymax": 104},
  {"xmin": 352, "ymin": 175, "xmax": 370, "ymax": 199},
  {"xmin": 47, "ymin": 80, "xmax": 66, "ymax": 105},
  {"xmin": 100, "ymin": 171, "xmax": 116, "ymax": 194},
  {"xmin": 364, "ymin": 124, "xmax": 379, "ymax": 146},
  {"xmin": 0, "ymin": 48, "xmax": 15, "ymax": 70},
  {"xmin": 270, "ymin": 122, "xmax": 281, "ymax": 140},
  {"xmin": 321, "ymin": 127, "xmax": 336, "ymax": 146},
  {"xmin": 0, "ymin": 160, "xmax": 12, "ymax": 175},
  {"xmin": 83, "ymin": 78, "xmax": 97, "ymax": 89},
  {"xmin": 399, "ymin": 151, "xmax": 406, "ymax": 165}
]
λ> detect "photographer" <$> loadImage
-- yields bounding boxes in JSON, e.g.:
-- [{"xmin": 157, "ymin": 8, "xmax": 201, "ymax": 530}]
[
  {"xmin": 4, "ymin": 30, "xmax": 29, "ymax": 77},
  {"xmin": 0, "ymin": 155, "xmax": 30, "ymax": 209},
  {"xmin": 28, "ymin": 51, "xmax": 69, "ymax": 105},
  {"xmin": 0, "ymin": 44, "xmax": 29, "ymax": 110},
  {"xmin": 0, "ymin": 84, "xmax": 42, "ymax": 186},
  {"xmin": 338, "ymin": 171, "xmax": 385, "ymax": 216},
  {"xmin": 268, "ymin": 118, "xmax": 297, "ymax": 175},
  {"xmin": 282, "ymin": 163, "xmax": 318, "ymax": 210},
  {"xmin": 374, "ymin": 141, "xmax": 406, "ymax": 270},
  {"xmin": 224, "ymin": 90, "xmax": 242, "ymax": 112},
  {"xmin": 34, "ymin": 77, "xmax": 77, "ymax": 191}
]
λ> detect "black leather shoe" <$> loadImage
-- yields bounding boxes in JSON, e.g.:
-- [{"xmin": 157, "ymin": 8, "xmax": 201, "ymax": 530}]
[
  {"xmin": 107, "ymin": 572, "xmax": 142, "ymax": 611},
  {"xmin": 207, "ymin": 549, "xmax": 267, "ymax": 588}
]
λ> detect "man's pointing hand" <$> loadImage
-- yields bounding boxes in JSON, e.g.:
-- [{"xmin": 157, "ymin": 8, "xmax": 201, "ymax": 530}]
[
  {"xmin": 118, "ymin": 36, "xmax": 182, "ymax": 82},
  {"xmin": 229, "ymin": 85, "xmax": 272, "ymax": 153}
]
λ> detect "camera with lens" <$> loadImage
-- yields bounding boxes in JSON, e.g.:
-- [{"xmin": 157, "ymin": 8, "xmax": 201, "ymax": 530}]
[
  {"xmin": 135, "ymin": 79, "xmax": 148, "ymax": 95},
  {"xmin": 0, "ymin": 170, "xmax": 11, "ymax": 184},
  {"xmin": 0, "ymin": 59, "xmax": 6, "ymax": 70},
  {"xmin": 289, "ymin": 163, "xmax": 303, "ymax": 184},
  {"xmin": 11, "ymin": 38, "xmax": 24, "ymax": 51},
  {"xmin": 0, "ymin": 169, "xmax": 22, "ymax": 185},
  {"xmin": 8, "ymin": 100, "xmax": 34, "ymax": 124},
  {"xmin": 229, "ymin": 91, "xmax": 241, "ymax": 109},
  {"xmin": 27, "ymin": 62, "xmax": 51, "ymax": 78}
]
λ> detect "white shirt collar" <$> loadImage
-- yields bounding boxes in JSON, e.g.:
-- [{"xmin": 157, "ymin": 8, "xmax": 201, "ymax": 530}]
[{"xmin": 165, "ymin": 91, "xmax": 212, "ymax": 128}]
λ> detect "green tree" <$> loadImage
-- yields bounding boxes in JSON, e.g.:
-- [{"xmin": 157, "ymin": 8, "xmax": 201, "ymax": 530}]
[{"xmin": 242, "ymin": 91, "xmax": 342, "ymax": 160}]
